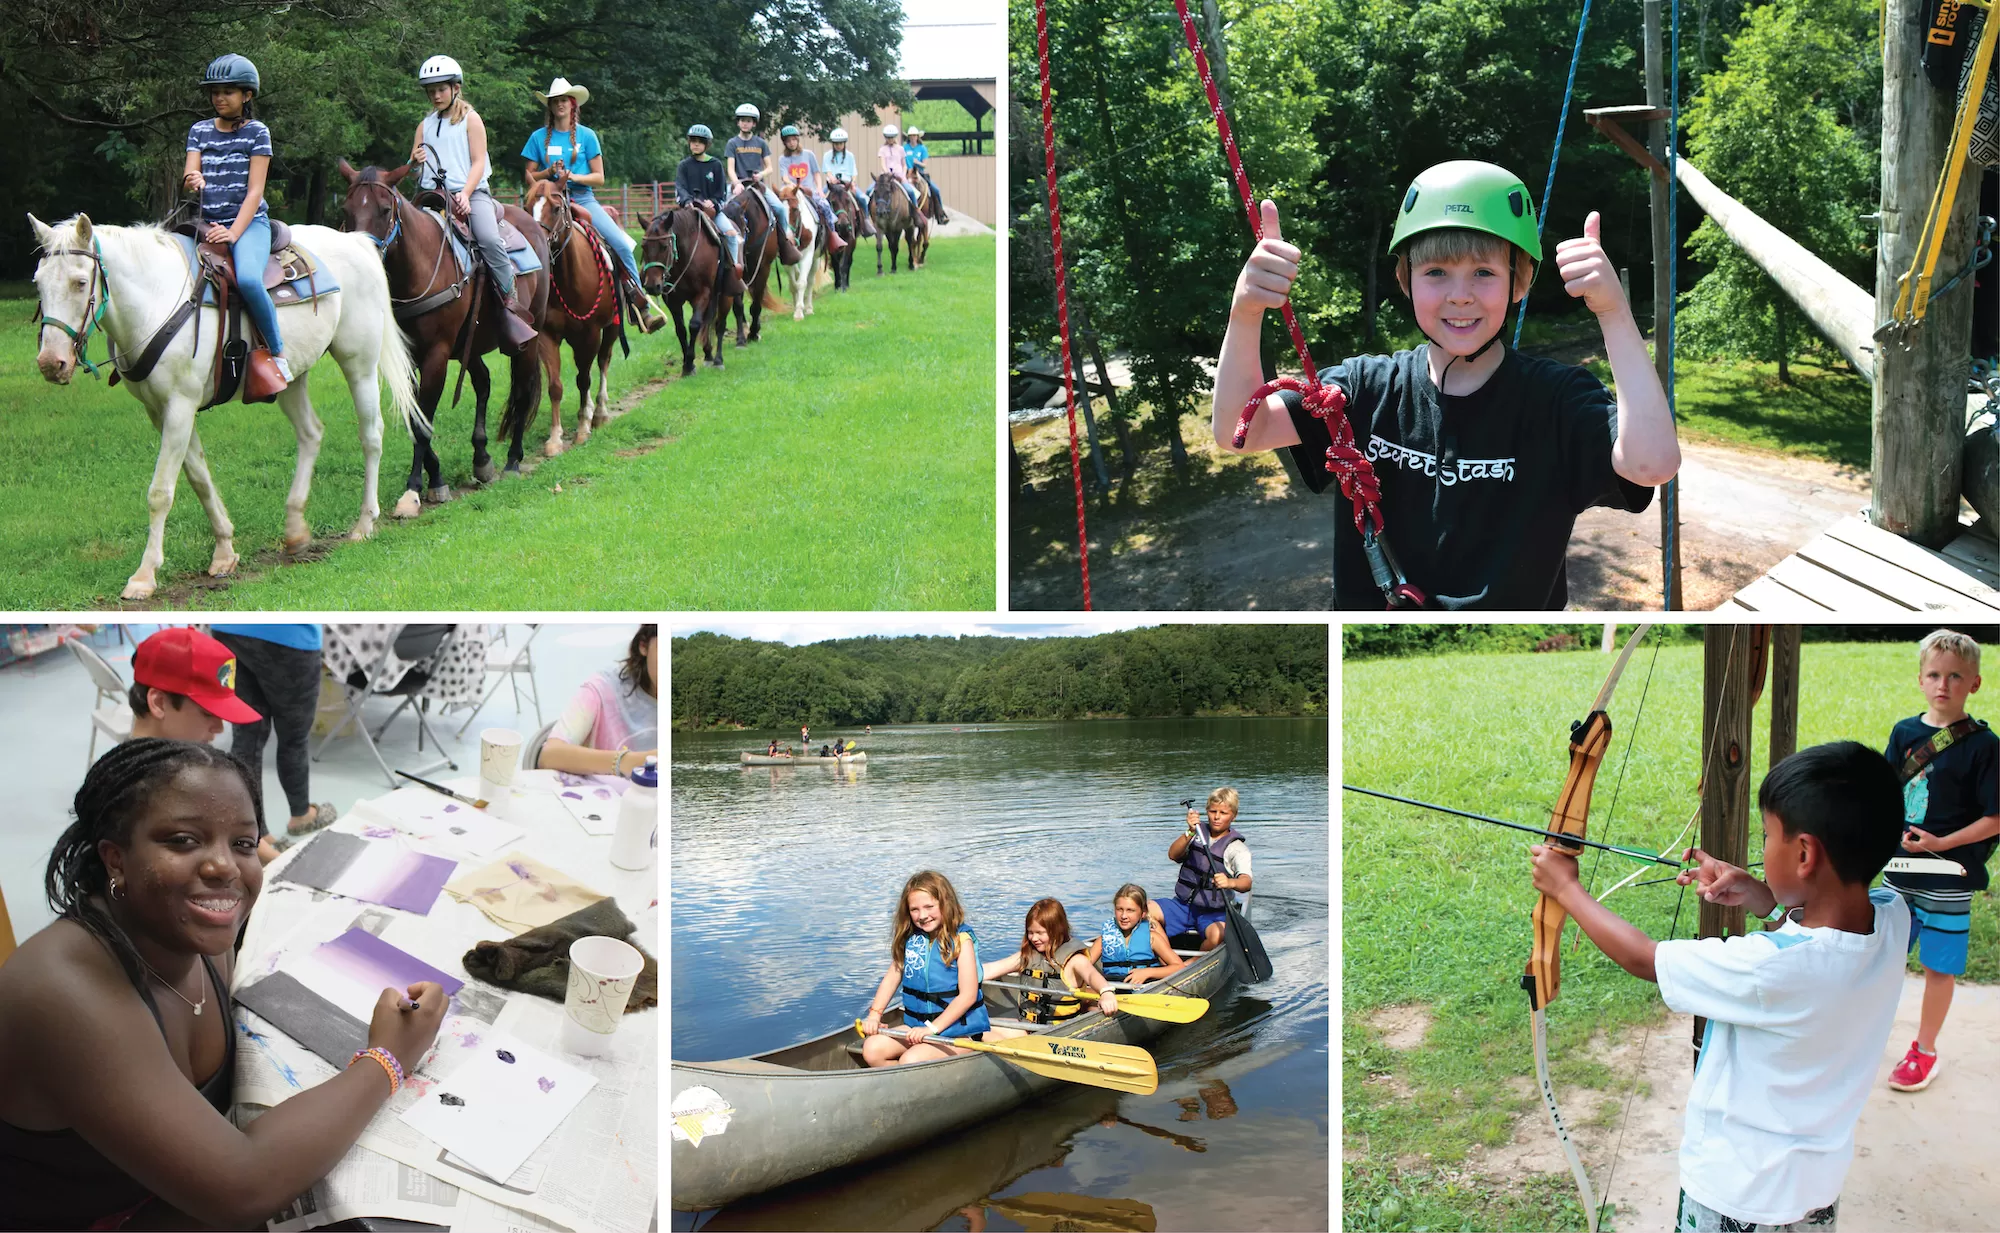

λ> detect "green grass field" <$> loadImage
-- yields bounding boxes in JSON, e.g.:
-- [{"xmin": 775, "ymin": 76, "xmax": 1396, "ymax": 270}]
[
  {"xmin": 1, "ymin": 234, "xmax": 995, "ymax": 610},
  {"xmin": 1343, "ymin": 636, "xmax": 1995, "ymax": 1231}
]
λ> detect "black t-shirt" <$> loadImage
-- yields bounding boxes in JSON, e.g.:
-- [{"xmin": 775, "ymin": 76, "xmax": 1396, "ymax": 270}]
[
  {"xmin": 1882, "ymin": 714, "xmax": 1999, "ymax": 893},
  {"xmin": 1285, "ymin": 346, "xmax": 1652, "ymax": 609}
]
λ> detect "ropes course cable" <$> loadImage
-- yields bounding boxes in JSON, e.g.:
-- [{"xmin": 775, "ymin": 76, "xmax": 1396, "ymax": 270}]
[
  {"xmin": 1165, "ymin": 0, "xmax": 1421, "ymax": 606},
  {"xmin": 1514, "ymin": 0, "xmax": 1595, "ymax": 349},
  {"xmin": 1663, "ymin": 0, "xmax": 1683, "ymax": 612},
  {"xmin": 1033, "ymin": 0, "xmax": 1094, "ymax": 610}
]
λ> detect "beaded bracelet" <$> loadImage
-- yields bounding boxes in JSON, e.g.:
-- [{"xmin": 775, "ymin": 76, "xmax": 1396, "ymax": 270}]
[{"xmin": 349, "ymin": 1046, "xmax": 406, "ymax": 1095}]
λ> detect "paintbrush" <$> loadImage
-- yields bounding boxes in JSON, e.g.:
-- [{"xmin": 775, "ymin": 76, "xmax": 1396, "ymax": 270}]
[{"xmin": 395, "ymin": 770, "xmax": 489, "ymax": 811}]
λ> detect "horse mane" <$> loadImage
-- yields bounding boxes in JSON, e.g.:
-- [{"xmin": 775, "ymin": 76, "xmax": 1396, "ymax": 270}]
[{"xmin": 40, "ymin": 217, "xmax": 179, "ymax": 264}]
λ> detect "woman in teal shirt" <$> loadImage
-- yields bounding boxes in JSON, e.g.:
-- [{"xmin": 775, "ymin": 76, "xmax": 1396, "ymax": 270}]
[{"xmin": 521, "ymin": 77, "xmax": 665, "ymax": 333}]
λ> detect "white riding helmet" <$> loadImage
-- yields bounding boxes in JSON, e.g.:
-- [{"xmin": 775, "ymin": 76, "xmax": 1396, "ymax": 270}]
[
  {"xmin": 882, "ymin": 123, "xmax": 901, "ymax": 138},
  {"xmin": 829, "ymin": 127, "xmax": 849, "ymax": 142},
  {"xmin": 735, "ymin": 103, "xmax": 760, "ymax": 120},
  {"xmin": 417, "ymin": 55, "xmax": 464, "ymax": 85}
]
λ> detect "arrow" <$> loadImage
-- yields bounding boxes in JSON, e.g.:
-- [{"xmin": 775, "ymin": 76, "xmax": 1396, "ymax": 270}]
[{"xmin": 1342, "ymin": 785, "xmax": 1684, "ymax": 868}]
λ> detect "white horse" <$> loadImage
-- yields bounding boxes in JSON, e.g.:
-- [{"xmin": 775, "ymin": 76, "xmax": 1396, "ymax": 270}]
[
  {"xmin": 29, "ymin": 213, "xmax": 420, "ymax": 601},
  {"xmin": 777, "ymin": 186, "xmax": 823, "ymax": 321}
]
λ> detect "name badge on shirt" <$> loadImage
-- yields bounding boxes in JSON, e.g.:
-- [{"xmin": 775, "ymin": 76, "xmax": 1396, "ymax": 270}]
[{"xmin": 548, "ymin": 144, "xmax": 566, "ymax": 162}]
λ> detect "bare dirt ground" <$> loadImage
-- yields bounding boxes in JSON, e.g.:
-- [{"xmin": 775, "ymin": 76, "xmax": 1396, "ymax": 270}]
[
  {"xmin": 1545, "ymin": 974, "xmax": 1997, "ymax": 1230},
  {"xmin": 1010, "ymin": 418, "xmax": 1869, "ymax": 612}
]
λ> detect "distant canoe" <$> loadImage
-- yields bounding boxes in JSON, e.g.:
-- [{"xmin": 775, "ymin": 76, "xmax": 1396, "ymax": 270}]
[{"xmin": 739, "ymin": 752, "xmax": 869, "ymax": 765}]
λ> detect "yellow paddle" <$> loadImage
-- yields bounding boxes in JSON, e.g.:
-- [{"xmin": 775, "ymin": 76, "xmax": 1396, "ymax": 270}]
[
  {"xmin": 1065, "ymin": 981, "xmax": 1209, "ymax": 1024},
  {"xmin": 855, "ymin": 1021, "xmax": 1158, "ymax": 1094}
]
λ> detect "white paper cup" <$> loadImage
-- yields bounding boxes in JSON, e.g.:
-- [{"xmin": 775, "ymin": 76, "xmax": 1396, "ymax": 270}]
[
  {"xmin": 479, "ymin": 728, "xmax": 523, "ymax": 787},
  {"xmin": 561, "ymin": 935, "xmax": 644, "ymax": 1056}
]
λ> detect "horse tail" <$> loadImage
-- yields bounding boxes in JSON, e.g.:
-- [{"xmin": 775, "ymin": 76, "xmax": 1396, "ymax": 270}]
[
  {"xmin": 359, "ymin": 246, "xmax": 425, "ymax": 436},
  {"xmin": 762, "ymin": 282, "xmax": 789, "ymax": 312}
]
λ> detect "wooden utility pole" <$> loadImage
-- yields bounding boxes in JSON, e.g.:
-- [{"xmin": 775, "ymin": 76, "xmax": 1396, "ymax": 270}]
[
  {"xmin": 1876, "ymin": 0, "xmax": 1983, "ymax": 545},
  {"xmin": 1693, "ymin": 624, "xmax": 1758, "ymax": 1064},
  {"xmin": 1644, "ymin": 0, "xmax": 1684, "ymax": 610},
  {"xmin": 1768, "ymin": 626, "xmax": 1801, "ymax": 769}
]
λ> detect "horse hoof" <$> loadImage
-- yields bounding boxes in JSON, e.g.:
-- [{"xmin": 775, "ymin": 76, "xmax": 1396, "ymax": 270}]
[
  {"xmin": 392, "ymin": 491, "xmax": 422, "ymax": 519},
  {"xmin": 121, "ymin": 578, "xmax": 158, "ymax": 601},
  {"xmin": 424, "ymin": 485, "xmax": 453, "ymax": 505},
  {"xmin": 347, "ymin": 520, "xmax": 374, "ymax": 542},
  {"xmin": 280, "ymin": 534, "xmax": 310, "ymax": 557},
  {"xmin": 544, "ymin": 438, "xmax": 566, "ymax": 458},
  {"xmin": 473, "ymin": 461, "xmax": 499, "ymax": 485},
  {"xmin": 504, "ymin": 462, "xmax": 523, "ymax": 476}
]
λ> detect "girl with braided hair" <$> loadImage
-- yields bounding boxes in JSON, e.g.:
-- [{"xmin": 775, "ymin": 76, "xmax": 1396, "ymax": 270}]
[{"xmin": 0, "ymin": 739, "xmax": 446, "ymax": 1229}]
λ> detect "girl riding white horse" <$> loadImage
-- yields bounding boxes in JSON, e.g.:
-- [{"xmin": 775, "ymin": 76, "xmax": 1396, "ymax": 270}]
[{"xmin": 29, "ymin": 212, "xmax": 419, "ymax": 601}]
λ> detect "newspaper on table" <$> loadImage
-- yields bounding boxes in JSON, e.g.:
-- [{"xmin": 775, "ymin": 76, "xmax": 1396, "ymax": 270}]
[{"xmin": 235, "ymin": 850, "xmax": 656, "ymax": 1233}]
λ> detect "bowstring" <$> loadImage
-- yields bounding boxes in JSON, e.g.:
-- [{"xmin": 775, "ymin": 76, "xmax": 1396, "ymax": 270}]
[{"xmin": 1577, "ymin": 626, "xmax": 1664, "ymax": 910}]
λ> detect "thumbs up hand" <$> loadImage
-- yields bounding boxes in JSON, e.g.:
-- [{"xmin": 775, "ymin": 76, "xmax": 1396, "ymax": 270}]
[
  {"xmin": 1555, "ymin": 210, "xmax": 1627, "ymax": 318},
  {"xmin": 1231, "ymin": 199, "xmax": 1303, "ymax": 318}
]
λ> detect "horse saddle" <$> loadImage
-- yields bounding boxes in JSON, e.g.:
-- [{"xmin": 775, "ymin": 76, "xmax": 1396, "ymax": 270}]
[
  {"xmin": 414, "ymin": 192, "xmax": 545, "ymax": 275},
  {"xmin": 171, "ymin": 222, "xmax": 334, "ymax": 307}
]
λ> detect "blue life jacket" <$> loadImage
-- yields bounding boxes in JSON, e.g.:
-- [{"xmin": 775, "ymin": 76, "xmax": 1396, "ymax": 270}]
[
  {"xmin": 901, "ymin": 927, "xmax": 990, "ymax": 1038},
  {"xmin": 1098, "ymin": 918, "xmax": 1159, "ymax": 981},
  {"xmin": 1175, "ymin": 827, "xmax": 1247, "ymax": 913}
]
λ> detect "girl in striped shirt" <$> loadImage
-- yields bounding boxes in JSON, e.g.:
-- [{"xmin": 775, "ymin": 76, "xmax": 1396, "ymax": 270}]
[{"xmin": 183, "ymin": 54, "xmax": 290, "ymax": 390}]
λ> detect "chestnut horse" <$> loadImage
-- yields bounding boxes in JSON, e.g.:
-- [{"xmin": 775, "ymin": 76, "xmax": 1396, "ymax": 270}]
[
  {"xmin": 826, "ymin": 180, "xmax": 861, "ymax": 291},
  {"xmin": 869, "ymin": 172, "xmax": 928, "ymax": 275},
  {"xmin": 526, "ymin": 178, "xmax": 620, "ymax": 453},
  {"xmin": 720, "ymin": 188, "xmax": 787, "ymax": 346},
  {"xmin": 338, "ymin": 160, "xmax": 550, "ymax": 515},
  {"xmin": 638, "ymin": 205, "xmax": 737, "ymax": 373}
]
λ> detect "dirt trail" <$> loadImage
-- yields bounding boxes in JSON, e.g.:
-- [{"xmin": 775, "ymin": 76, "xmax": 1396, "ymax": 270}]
[{"xmin": 1010, "ymin": 423, "xmax": 1868, "ymax": 612}]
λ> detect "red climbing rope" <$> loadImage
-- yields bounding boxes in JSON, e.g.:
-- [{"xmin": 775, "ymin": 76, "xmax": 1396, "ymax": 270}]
[
  {"xmin": 1168, "ymin": 0, "xmax": 1393, "ymax": 548},
  {"xmin": 1034, "ymin": 0, "xmax": 1093, "ymax": 610}
]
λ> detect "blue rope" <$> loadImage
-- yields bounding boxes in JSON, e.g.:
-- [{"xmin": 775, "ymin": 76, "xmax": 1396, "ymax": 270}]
[
  {"xmin": 1514, "ymin": 0, "xmax": 1595, "ymax": 348},
  {"xmin": 1662, "ymin": 0, "xmax": 1681, "ymax": 610}
]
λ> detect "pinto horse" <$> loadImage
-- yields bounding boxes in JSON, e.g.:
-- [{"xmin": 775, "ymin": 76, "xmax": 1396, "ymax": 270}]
[
  {"xmin": 526, "ymin": 178, "xmax": 619, "ymax": 454},
  {"xmin": 28, "ymin": 212, "xmax": 420, "ymax": 601},
  {"xmin": 338, "ymin": 160, "xmax": 550, "ymax": 516},
  {"xmin": 774, "ymin": 184, "xmax": 826, "ymax": 321},
  {"xmin": 721, "ymin": 189, "xmax": 789, "ymax": 346},
  {"xmin": 869, "ymin": 173, "xmax": 928, "ymax": 275},
  {"xmin": 826, "ymin": 181, "xmax": 861, "ymax": 291},
  {"xmin": 638, "ymin": 205, "xmax": 735, "ymax": 374}
]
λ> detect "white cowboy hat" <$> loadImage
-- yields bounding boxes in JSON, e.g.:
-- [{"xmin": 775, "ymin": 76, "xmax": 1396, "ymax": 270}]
[{"xmin": 535, "ymin": 77, "xmax": 590, "ymax": 105}]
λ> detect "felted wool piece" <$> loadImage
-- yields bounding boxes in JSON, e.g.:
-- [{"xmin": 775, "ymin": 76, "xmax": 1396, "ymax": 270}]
[{"xmin": 462, "ymin": 896, "xmax": 658, "ymax": 1012}]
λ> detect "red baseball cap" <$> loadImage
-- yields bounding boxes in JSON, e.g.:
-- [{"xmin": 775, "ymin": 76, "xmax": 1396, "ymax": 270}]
[{"xmin": 132, "ymin": 627, "xmax": 262, "ymax": 724}]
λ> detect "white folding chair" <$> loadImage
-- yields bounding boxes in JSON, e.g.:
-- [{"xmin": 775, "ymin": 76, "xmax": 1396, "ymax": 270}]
[
  {"xmin": 67, "ymin": 638, "xmax": 133, "ymax": 766},
  {"xmin": 454, "ymin": 624, "xmax": 545, "ymax": 738}
]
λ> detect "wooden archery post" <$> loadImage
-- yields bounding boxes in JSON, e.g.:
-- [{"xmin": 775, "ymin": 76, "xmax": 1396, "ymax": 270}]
[
  {"xmin": 1876, "ymin": 0, "xmax": 1982, "ymax": 546},
  {"xmin": 1693, "ymin": 625, "xmax": 1757, "ymax": 1064},
  {"xmin": 1768, "ymin": 626, "xmax": 1801, "ymax": 769},
  {"xmin": 1643, "ymin": 0, "xmax": 1684, "ymax": 610}
]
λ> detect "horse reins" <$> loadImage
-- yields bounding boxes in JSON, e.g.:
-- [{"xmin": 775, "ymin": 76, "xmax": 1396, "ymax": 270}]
[
  {"xmin": 541, "ymin": 189, "xmax": 614, "ymax": 321},
  {"xmin": 349, "ymin": 179, "xmax": 463, "ymax": 319}
]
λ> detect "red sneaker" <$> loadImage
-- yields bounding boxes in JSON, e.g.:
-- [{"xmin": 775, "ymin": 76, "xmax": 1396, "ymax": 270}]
[{"xmin": 1888, "ymin": 1041, "xmax": 1939, "ymax": 1091}]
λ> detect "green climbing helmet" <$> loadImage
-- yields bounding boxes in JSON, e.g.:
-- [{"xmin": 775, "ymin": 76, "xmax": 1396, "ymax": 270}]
[{"xmin": 1388, "ymin": 161, "xmax": 1542, "ymax": 267}]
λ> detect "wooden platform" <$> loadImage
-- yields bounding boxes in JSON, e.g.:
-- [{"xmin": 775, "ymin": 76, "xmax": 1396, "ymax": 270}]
[{"xmin": 1723, "ymin": 512, "xmax": 2000, "ymax": 613}]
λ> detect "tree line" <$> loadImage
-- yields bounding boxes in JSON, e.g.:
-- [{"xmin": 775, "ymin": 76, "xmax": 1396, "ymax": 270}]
[
  {"xmin": 671, "ymin": 625, "xmax": 1329, "ymax": 729},
  {"xmin": 1010, "ymin": 0, "xmax": 1884, "ymax": 473},
  {"xmin": 4, "ymin": 0, "xmax": 907, "ymax": 274}
]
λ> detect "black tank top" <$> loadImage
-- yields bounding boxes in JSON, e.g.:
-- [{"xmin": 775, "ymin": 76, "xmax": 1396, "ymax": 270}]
[{"xmin": 0, "ymin": 953, "xmax": 234, "ymax": 1230}]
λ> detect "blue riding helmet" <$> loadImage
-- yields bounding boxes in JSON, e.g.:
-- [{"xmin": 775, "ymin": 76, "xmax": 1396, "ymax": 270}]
[
  {"xmin": 687, "ymin": 124, "xmax": 714, "ymax": 141},
  {"xmin": 779, "ymin": 124, "xmax": 800, "ymax": 138},
  {"xmin": 201, "ymin": 54, "xmax": 260, "ymax": 92}
]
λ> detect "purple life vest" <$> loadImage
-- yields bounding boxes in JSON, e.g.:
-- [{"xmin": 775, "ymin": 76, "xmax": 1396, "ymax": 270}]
[{"xmin": 1174, "ymin": 826, "xmax": 1247, "ymax": 913}]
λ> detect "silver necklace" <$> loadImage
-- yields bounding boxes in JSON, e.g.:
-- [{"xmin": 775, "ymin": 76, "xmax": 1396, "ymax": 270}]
[{"xmin": 138, "ymin": 955, "xmax": 206, "ymax": 1016}]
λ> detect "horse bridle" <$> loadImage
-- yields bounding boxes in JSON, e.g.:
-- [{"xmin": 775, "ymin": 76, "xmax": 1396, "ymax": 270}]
[
  {"xmin": 33, "ymin": 239, "xmax": 113, "ymax": 377},
  {"xmin": 638, "ymin": 214, "xmax": 686, "ymax": 296},
  {"xmin": 346, "ymin": 178, "xmax": 455, "ymax": 310}
]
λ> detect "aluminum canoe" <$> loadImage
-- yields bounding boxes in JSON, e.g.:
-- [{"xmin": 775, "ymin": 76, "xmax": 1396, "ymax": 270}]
[{"xmin": 738, "ymin": 752, "xmax": 868, "ymax": 765}]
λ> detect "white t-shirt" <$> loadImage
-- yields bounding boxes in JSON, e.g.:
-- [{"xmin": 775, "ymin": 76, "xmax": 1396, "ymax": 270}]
[
  {"xmin": 1192, "ymin": 828, "xmax": 1254, "ymax": 882},
  {"xmin": 1655, "ymin": 888, "xmax": 1909, "ymax": 1224}
]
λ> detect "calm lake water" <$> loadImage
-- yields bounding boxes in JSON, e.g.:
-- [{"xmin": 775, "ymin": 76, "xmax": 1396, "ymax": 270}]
[{"xmin": 670, "ymin": 718, "xmax": 1330, "ymax": 1231}]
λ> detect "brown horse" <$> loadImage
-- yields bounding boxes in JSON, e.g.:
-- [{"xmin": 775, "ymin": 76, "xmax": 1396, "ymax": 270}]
[
  {"xmin": 869, "ymin": 173, "xmax": 928, "ymax": 275},
  {"xmin": 337, "ymin": 160, "xmax": 550, "ymax": 513},
  {"xmin": 638, "ymin": 205, "xmax": 737, "ymax": 373},
  {"xmin": 720, "ymin": 188, "xmax": 788, "ymax": 346},
  {"xmin": 526, "ymin": 178, "xmax": 620, "ymax": 454},
  {"xmin": 826, "ymin": 180, "xmax": 861, "ymax": 291}
]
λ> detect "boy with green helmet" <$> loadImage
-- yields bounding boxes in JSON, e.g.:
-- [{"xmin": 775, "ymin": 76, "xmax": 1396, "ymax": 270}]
[{"xmin": 1215, "ymin": 160, "xmax": 1680, "ymax": 609}]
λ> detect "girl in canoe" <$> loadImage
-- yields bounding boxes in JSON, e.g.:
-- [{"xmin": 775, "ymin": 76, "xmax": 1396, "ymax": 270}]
[
  {"xmin": 1086, "ymin": 885, "xmax": 1187, "ymax": 985},
  {"xmin": 983, "ymin": 898, "xmax": 1119, "ymax": 1036},
  {"xmin": 860, "ymin": 871, "xmax": 991, "ymax": 1064}
]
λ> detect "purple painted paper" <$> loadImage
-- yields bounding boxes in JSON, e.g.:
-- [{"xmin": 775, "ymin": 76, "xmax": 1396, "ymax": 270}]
[{"xmin": 316, "ymin": 927, "xmax": 464, "ymax": 999}]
